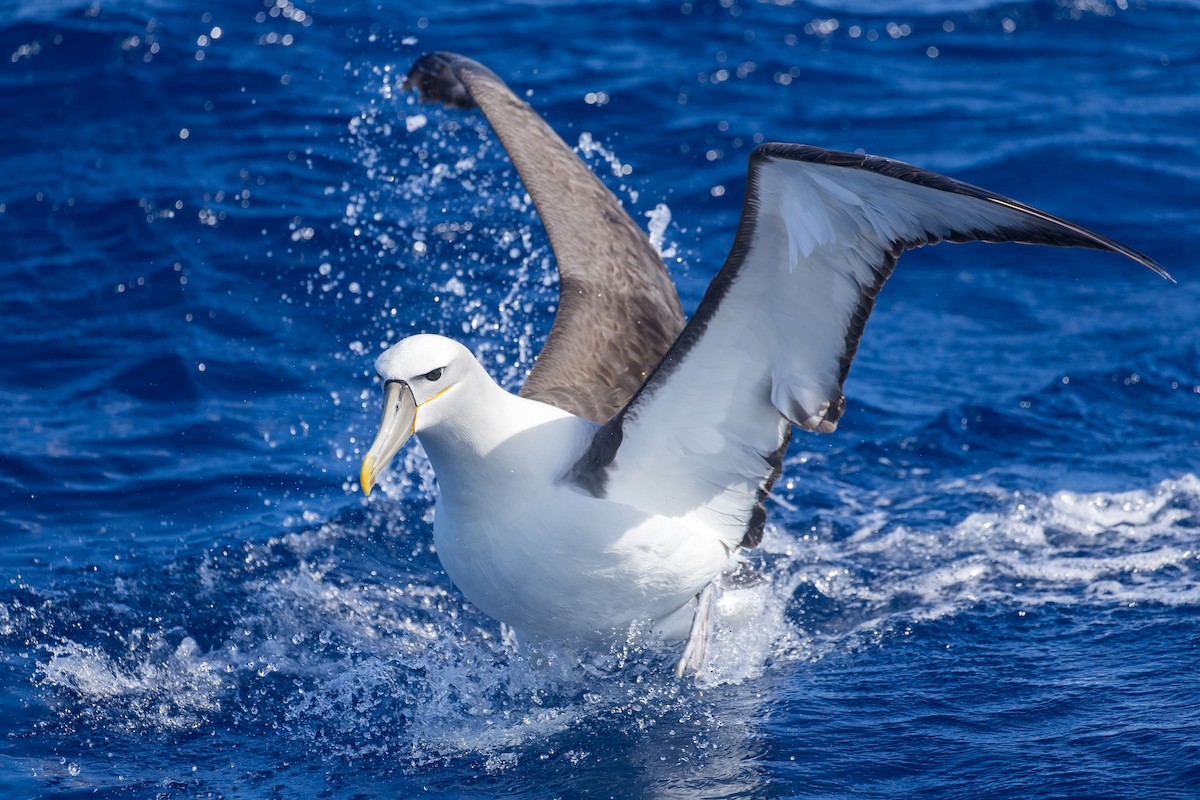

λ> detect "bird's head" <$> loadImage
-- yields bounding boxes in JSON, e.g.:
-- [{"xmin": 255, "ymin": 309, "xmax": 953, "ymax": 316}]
[{"xmin": 359, "ymin": 333, "xmax": 479, "ymax": 496}]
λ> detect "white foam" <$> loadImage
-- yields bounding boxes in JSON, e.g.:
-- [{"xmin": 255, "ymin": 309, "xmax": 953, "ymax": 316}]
[
  {"xmin": 770, "ymin": 473, "xmax": 1200, "ymax": 653},
  {"xmin": 24, "ymin": 473, "xmax": 1195, "ymax": 764},
  {"xmin": 36, "ymin": 635, "xmax": 228, "ymax": 734}
]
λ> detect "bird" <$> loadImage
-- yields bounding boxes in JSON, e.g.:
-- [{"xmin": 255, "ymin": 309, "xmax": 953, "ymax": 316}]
[{"xmin": 358, "ymin": 52, "xmax": 1170, "ymax": 675}]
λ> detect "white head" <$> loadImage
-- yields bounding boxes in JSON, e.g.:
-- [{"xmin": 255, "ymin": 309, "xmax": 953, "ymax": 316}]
[{"xmin": 359, "ymin": 333, "xmax": 488, "ymax": 495}]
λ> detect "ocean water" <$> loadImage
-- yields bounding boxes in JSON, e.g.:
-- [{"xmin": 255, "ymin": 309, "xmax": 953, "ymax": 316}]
[{"xmin": 2, "ymin": 0, "xmax": 1199, "ymax": 797}]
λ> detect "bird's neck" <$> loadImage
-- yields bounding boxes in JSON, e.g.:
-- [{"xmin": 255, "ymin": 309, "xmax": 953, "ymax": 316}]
[{"xmin": 416, "ymin": 380, "xmax": 593, "ymax": 506}]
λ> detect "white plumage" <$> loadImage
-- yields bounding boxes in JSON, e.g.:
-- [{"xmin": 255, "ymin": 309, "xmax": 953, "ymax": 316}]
[{"xmin": 359, "ymin": 53, "xmax": 1169, "ymax": 674}]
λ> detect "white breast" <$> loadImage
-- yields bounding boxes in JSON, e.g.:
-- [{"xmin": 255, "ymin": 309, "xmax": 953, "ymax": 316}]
[{"xmin": 420, "ymin": 394, "xmax": 734, "ymax": 638}]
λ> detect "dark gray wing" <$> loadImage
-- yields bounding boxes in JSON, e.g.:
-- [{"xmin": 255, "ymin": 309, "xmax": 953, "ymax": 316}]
[
  {"xmin": 574, "ymin": 144, "xmax": 1169, "ymax": 550},
  {"xmin": 405, "ymin": 52, "xmax": 686, "ymax": 422}
]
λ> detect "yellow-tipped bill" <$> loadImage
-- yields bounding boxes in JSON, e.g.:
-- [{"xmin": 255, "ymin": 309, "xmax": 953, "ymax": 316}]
[{"xmin": 360, "ymin": 380, "xmax": 417, "ymax": 496}]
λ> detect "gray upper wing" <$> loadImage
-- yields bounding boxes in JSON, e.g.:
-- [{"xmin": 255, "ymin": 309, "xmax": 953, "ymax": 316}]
[{"xmin": 405, "ymin": 52, "xmax": 685, "ymax": 422}]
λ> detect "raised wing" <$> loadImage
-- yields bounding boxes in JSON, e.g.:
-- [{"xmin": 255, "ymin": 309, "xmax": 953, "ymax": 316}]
[
  {"xmin": 572, "ymin": 143, "xmax": 1169, "ymax": 549},
  {"xmin": 405, "ymin": 52, "xmax": 685, "ymax": 422}
]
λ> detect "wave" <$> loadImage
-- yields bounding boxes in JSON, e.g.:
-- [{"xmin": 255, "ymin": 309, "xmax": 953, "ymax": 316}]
[
  {"xmin": 6, "ymin": 469, "xmax": 1192, "ymax": 775},
  {"xmin": 774, "ymin": 473, "xmax": 1200, "ymax": 641}
]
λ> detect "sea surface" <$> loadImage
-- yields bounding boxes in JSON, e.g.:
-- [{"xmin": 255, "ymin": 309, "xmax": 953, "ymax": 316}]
[{"xmin": 2, "ymin": 1, "xmax": 1199, "ymax": 797}]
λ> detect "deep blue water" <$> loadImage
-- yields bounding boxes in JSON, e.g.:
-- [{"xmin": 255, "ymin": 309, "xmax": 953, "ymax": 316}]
[{"xmin": 3, "ymin": 0, "xmax": 1199, "ymax": 797}]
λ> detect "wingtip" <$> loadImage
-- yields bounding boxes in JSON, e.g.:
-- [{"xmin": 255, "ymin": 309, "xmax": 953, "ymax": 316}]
[
  {"xmin": 1116, "ymin": 247, "xmax": 1174, "ymax": 283},
  {"xmin": 1107, "ymin": 235, "xmax": 1174, "ymax": 283},
  {"xmin": 404, "ymin": 52, "xmax": 478, "ymax": 110},
  {"xmin": 1150, "ymin": 261, "xmax": 1176, "ymax": 284}
]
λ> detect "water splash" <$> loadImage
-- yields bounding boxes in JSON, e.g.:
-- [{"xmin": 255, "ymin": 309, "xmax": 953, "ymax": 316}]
[{"xmin": 1, "ymin": 454, "xmax": 1191, "ymax": 800}]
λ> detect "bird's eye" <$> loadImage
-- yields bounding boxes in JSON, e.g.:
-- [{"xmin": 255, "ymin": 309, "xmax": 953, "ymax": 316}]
[{"xmin": 422, "ymin": 367, "xmax": 444, "ymax": 382}]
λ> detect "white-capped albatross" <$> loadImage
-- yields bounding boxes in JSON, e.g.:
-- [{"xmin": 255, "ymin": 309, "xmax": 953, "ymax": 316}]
[{"xmin": 360, "ymin": 52, "xmax": 1171, "ymax": 675}]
